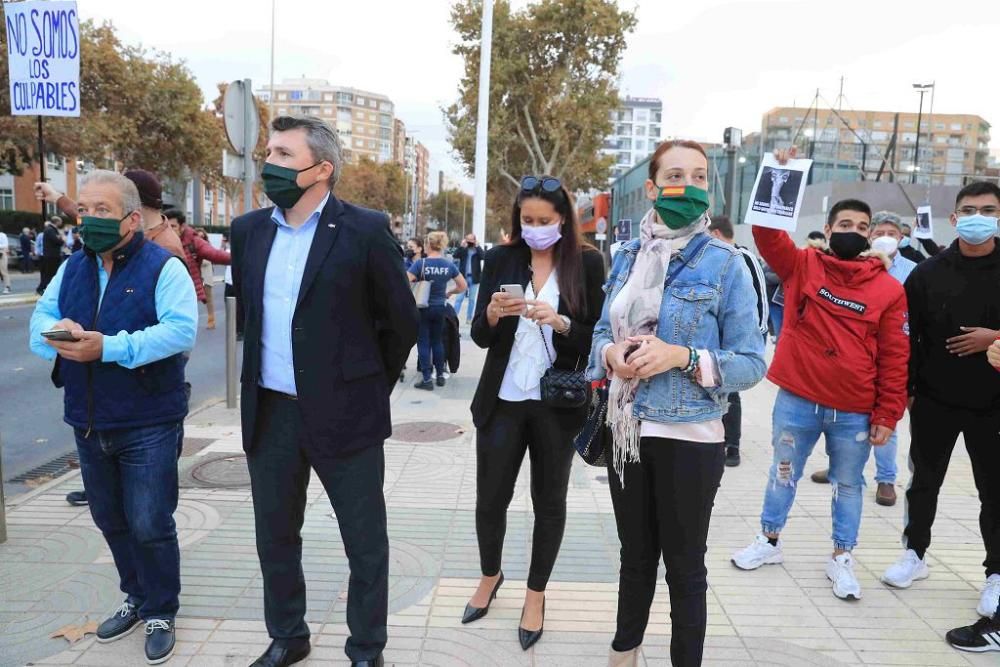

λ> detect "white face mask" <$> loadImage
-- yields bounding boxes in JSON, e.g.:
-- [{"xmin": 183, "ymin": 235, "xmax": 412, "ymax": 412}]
[{"xmin": 871, "ymin": 235, "xmax": 899, "ymax": 256}]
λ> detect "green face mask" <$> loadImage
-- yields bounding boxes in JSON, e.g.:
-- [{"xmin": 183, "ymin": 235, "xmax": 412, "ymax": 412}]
[
  {"xmin": 80, "ymin": 213, "xmax": 130, "ymax": 253},
  {"xmin": 653, "ymin": 185, "xmax": 710, "ymax": 230},
  {"xmin": 261, "ymin": 161, "xmax": 322, "ymax": 209}
]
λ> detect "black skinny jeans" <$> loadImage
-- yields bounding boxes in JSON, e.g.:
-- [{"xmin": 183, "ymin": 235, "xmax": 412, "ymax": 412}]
[
  {"xmin": 476, "ymin": 399, "xmax": 576, "ymax": 592},
  {"xmin": 609, "ymin": 437, "xmax": 725, "ymax": 667},
  {"xmin": 905, "ymin": 394, "xmax": 1000, "ymax": 576}
]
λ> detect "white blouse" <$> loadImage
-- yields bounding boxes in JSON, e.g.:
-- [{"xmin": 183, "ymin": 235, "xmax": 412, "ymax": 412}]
[{"xmin": 498, "ymin": 271, "xmax": 560, "ymax": 402}]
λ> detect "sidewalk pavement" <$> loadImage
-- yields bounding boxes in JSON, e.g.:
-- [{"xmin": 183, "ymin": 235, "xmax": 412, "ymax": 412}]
[{"xmin": 1, "ymin": 331, "xmax": 995, "ymax": 667}]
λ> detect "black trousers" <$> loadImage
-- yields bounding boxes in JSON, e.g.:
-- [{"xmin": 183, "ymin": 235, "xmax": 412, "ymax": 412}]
[
  {"xmin": 247, "ymin": 390, "xmax": 388, "ymax": 662},
  {"xmin": 38, "ymin": 255, "xmax": 60, "ymax": 292},
  {"xmin": 476, "ymin": 399, "xmax": 576, "ymax": 592},
  {"xmin": 904, "ymin": 394, "xmax": 1000, "ymax": 576},
  {"xmin": 722, "ymin": 392, "xmax": 742, "ymax": 450},
  {"xmin": 608, "ymin": 437, "xmax": 725, "ymax": 667}
]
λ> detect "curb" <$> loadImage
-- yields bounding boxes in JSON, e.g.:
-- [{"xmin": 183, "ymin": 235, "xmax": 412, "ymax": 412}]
[{"xmin": 0, "ymin": 293, "xmax": 39, "ymax": 308}]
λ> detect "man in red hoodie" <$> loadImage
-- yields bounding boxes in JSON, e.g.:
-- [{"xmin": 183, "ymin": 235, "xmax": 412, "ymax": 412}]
[{"xmin": 731, "ymin": 151, "xmax": 909, "ymax": 601}]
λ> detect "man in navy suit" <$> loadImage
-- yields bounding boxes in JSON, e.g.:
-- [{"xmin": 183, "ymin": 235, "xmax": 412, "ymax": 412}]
[{"xmin": 230, "ymin": 115, "xmax": 419, "ymax": 667}]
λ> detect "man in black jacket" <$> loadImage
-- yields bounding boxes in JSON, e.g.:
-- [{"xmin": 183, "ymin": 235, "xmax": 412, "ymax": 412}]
[
  {"xmin": 881, "ymin": 181, "xmax": 1000, "ymax": 621},
  {"xmin": 36, "ymin": 216, "xmax": 64, "ymax": 294},
  {"xmin": 451, "ymin": 233, "xmax": 484, "ymax": 323},
  {"xmin": 231, "ymin": 115, "xmax": 419, "ymax": 667},
  {"xmin": 898, "ymin": 220, "xmax": 942, "ymax": 264}
]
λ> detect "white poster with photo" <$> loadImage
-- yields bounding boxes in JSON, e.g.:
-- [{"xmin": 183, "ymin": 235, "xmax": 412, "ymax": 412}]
[
  {"xmin": 914, "ymin": 205, "xmax": 934, "ymax": 239},
  {"xmin": 744, "ymin": 154, "xmax": 813, "ymax": 232}
]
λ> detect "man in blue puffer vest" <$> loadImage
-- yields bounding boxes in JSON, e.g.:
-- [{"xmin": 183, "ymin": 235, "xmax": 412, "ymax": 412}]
[{"xmin": 29, "ymin": 170, "xmax": 197, "ymax": 665}]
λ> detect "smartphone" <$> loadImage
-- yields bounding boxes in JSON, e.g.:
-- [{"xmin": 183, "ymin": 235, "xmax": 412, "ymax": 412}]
[
  {"xmin": 499, "ymin": 284, "xmax": 525, "ymax": 299},
  {"xmin": 41, "ymin": 329, "xmax": 79, "ymax": 342}
]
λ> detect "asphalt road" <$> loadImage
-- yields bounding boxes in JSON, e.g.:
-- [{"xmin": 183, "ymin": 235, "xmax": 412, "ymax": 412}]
[{"xmin": 0, "ymin": 281, "xmax": 235, "ymax": 494}]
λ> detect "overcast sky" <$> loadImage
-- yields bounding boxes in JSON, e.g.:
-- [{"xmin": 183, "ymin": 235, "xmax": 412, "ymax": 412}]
[{"xmin": 79, "ymin": 0, "xmax": 1000, "ymax": 192}]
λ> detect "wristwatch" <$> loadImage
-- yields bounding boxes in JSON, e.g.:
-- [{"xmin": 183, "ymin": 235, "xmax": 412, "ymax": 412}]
[{"xmin": 557, "ymin": 315, "xmax": 572, "ymax": 336}]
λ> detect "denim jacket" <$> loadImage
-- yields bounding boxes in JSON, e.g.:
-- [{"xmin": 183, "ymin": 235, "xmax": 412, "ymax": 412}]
[{"xmin": 587, "ymin": 232, "xmax": 767, "ymax": 423}]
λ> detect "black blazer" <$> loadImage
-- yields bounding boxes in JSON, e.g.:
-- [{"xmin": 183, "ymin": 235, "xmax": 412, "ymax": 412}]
[
  {"xmin": 452, "ymin": 244, "xmax": 485, "ymax": 284},
  {"xmin": 470, "ymin": 243, "xmax": 606, "ymax": 429},
  {"xmin": 230, "ymin": 194, "xmax": 419, "ymax": 457}
]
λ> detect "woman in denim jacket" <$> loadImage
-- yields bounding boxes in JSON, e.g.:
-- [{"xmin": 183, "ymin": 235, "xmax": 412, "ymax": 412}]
[{"xmin": 590, "ymin": 140, "xmax": 766, "ymax": 667}]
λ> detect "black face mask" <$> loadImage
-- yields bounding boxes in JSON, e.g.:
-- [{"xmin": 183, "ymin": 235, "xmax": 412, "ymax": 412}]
[
  {"xmin": 404, "ymin": 248, "xmax": 416, "ymax": 259},
  {"xmin": 829, "ymin": 232, "xmax": 869, "ymax": 260},
  {"xmin": 467, "ymin": 241, "xmax": 475, "ymax": 247}
]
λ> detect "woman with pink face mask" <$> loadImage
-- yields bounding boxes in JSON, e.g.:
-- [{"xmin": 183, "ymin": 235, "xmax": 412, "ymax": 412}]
[{"xmin": 462, "ymin": 176, "xmax": 606, "ymax": 650}]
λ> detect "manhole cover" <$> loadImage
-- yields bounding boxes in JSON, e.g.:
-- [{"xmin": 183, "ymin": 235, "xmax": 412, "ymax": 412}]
[
  {"xmin": 392, "ymin": 422, "xmax": 464, "ymax": 443},
  {"xmin": 188, "ymin": 454, "xmax": 251, "ymax": 488}
]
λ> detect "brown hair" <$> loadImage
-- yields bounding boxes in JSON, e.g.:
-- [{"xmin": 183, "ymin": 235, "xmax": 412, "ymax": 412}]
[
  {"xmin": 648, "ymin": 140, "xmax": 708, "ymax": 181},
  {"xmin": 508, "ymin": 179, "xmax": 591, "ymax": 318}
]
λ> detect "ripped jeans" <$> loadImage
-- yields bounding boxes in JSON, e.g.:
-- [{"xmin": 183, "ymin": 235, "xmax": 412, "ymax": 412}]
[{"xmin": 760, "ymin": 389, "xmax": 871, "ymax": 551}]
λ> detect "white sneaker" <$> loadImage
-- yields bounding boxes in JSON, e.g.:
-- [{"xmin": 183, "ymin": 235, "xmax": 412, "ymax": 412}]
[
  {"xmin": 882, "ymin": 549, "xmax": 930, "ymax": 589},
  {"xmin": 977, "ymin": 574, "xmax": 1000, "ymax": 618},
  {"xmin": 827, "ymin": 552, "xmax": 862, "ymax": 600},
  {"xmin": 731, "ymin": 534, "xmax": 784, "ymax": 570}
]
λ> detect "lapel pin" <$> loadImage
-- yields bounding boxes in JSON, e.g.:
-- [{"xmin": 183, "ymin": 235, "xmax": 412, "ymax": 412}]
[{"xmin": 328, "ymin": 223, "xmax": 335, "ymax": 228}]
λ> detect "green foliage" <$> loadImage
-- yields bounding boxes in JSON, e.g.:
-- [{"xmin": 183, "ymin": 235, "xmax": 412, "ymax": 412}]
[
  {"xmin": 445, "ymin": 0, "xmax": 636, "ymax": 235},
  {"xmin": 0, "ymin": 19, "xmax": 224, "ymax": 182},
  {"xmin": 334, "ymin": 157, "xmax": 408, "ymax": 217}
]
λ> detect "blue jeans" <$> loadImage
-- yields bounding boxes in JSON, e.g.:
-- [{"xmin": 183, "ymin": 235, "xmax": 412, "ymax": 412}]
[
  {"xmin": 417, "ymin": 305, "xmax": 446, "ymax": 382},
  {"xmin": 871, "ymin": 430, "xmax": 897, "ymax": 484},
  {"xmin": 769, "ymin": 303, "xmax": 784, "ymax": 339},
  {"xmin": 453, "ymin": 280, "xmax": 479, "ymax": 322},
  {"xmin": 760, "ymin": 389, "xmax": 871, "ymax": 551},
  {"xmin": 75, "ymin": 421, "xmax": 183, "ymax": 621}
]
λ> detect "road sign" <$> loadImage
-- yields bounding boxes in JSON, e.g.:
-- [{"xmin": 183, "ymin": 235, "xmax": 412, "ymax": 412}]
[
  {"xmin": 595, "ymin": 233, "xmax": 607, "ymax": 241},
  {"xmin": 596, "ymin": 217, "xmax": 607, "ymax": 234},
  {"xmin": 223, "ymin": 80, "xmax": 259, "ymax": 155}
]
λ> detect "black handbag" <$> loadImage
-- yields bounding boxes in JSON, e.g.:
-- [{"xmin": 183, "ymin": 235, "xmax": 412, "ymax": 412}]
[
  {"xmin": 537, "ymin": 325, "xmax": 589, "ymax": 409},
  {"xmin": 573, "ymin": 380, "xmax": 609, "ymax": 466}
]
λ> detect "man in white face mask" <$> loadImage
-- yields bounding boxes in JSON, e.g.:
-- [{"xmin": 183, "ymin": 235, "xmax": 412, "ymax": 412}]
[{"xmin": 871, "ymin": 211, "xmax": 918, "ymax": 286}]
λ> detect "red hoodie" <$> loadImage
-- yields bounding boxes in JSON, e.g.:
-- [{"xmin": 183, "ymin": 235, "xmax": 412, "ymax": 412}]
[{"xmin": 754, "ymin": 226, "xmax": 909, "ymax": 429}]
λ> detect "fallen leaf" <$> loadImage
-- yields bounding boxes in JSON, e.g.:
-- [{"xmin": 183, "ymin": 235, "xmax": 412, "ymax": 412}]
[
  {"xmin": 24, "ymin": 474, "xmax": 54, "ymax": 488},
  {"xmin": 51, "ymin": 620, "xmax": 99, "ymax": 644}
]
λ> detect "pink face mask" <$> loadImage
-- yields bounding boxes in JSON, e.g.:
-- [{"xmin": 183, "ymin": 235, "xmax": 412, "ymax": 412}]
[{"xmin": 521, "ymin": 221, "xmax": 562, "ymax": 250}]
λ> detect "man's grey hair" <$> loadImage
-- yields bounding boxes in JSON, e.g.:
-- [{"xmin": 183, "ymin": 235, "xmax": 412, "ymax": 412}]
[
  {"xmin": 872, "ymin": 210, "xmax": 904, "ymax": 232},
  {"xmin": 80, "ymin": 170, "xmax": 142, "ymax": 216},
  {"xmin": 270, "ymin": 115, "xmax": 344, "ymax": 188}
]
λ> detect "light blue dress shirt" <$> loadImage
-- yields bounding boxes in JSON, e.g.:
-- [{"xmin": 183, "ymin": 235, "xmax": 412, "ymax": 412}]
[
  {"xmin": 259, "ymin": 193, "xmax": 330, "ymax": 396},
  {"xmin": 888, "ymin": 251, "xmax": 917, "ymax": 285},
  {"xmin": 29, "ymin": 253, "xmax": 198, "ymax": 368}
]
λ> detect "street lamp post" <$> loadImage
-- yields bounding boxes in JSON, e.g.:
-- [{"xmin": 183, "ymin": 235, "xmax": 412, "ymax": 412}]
[
  {"xmin": 912, "ymin": 83, "xmax": 934, "ymax": 185},
  {"xmin": 471, "ymin": 0, "xmax": 494, "ymax": 243}
]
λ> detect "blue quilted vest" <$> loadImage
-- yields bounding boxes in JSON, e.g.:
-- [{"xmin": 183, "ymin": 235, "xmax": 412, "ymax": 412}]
[{"xmin": 56, "ymin": 233, "xmax": 188, "ymax": 431}]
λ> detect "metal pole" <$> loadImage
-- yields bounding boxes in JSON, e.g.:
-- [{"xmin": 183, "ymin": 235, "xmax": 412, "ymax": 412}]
[
  {"xmin": 269, "ymin": 0, "xmax": 276, "ymax": 122},
  {"xmin": 471, "ymin": 0, "xmax": 494, "ymax": 243},
  {"xmin": 723, "ymin": 146, "xmax": 737, "ymax": 218},
  {"xmin": 912, "ymin": 89, "xmax": 926, "ymax": 185},
  {"xmin": 37, "ymin": 116, "xmax": 46, "ymax": 216},
  {"xmin": 0, "ymin": 432, "xmax": 7, "ymax": 543},
  {"xmin": 926, "ymin": 82, "xmax": 936, "ymax": 193},
  {"xmin": 225, "ymin": 297, "xmax": 237, "ymax": 409},
  {"xmin": 243, "ymin": 79, "xmax": 255, "ymax": 213}
]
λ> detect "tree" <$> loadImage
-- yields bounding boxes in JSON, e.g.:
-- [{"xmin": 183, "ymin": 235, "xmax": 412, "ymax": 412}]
[
  {"xmin": 424, "ymin": 188, "xmax": 474, "ymax": 239},
  {"xmin": 0, "ymin": 20, "xmax": 224, "ymax": 182},
  {"xmin": 334, "ymin": 158, "xmax": 408, "ymax": 217},
  {"xmin": 445, "ymin": 0, "xmax": 636, "ymax": 234}
]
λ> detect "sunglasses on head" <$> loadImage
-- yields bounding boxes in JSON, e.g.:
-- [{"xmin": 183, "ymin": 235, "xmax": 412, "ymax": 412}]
[{"xmin": 520, "ymin": 176, "xmax": 562, "ymax": 195}]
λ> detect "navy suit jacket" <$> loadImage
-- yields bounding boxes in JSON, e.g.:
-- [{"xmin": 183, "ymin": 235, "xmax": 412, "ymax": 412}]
[{"xmin": 230, "ymin": 194, "xmax": 419, "ymax": 456}]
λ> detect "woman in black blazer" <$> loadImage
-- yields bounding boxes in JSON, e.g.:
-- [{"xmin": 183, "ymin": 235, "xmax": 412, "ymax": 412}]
[{"xmin": 462, "ymin": 176, "xmax": 606, "ymax": 650}]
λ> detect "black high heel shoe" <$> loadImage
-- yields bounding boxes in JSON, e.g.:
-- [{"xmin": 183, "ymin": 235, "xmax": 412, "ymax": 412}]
[
  {"xmin": 518, "ymin": 597, "xmax": 545, "ymax": 651},
  {"xmin": 461, "ymin": 572, "xmax": 504, "ymax": 624}
]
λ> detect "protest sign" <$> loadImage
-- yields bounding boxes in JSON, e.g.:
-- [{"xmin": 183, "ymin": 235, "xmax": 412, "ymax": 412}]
[
  {"xmin": 744, "ymin": 154, "xmax": 813, "ymax": 232},
  {"xmin": 914, "ymin": 205, "xmax": 934, "ymax": 240},
  {"xmin": 5, "ymin": 1, "xmax": 80, "ymax": 117}
]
